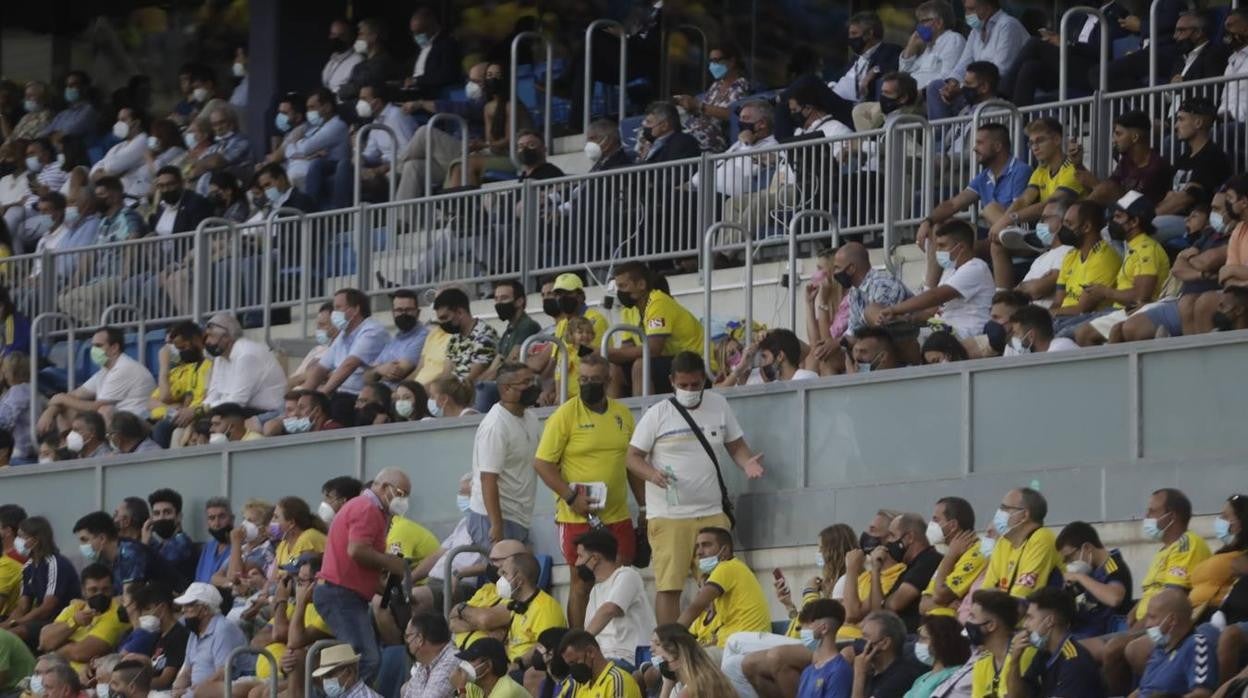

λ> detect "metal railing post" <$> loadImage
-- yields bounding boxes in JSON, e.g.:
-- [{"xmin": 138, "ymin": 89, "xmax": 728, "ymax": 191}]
[
  {"xmin": 510, "ymin": 32, "xmax": 555, "ymax": 166},
  {"xmin": 354, "ymin": 123, "xmax": 398, "ymax": 205},
  {"xmin": 192, "ymin": 217, "xmax": 238, "ymax": 322},
  {"xmin": 583, "ymin": 19, "xmax": 629, "ymax": 133},
  {"xmin": 520, "ymin": 180, "xmax": 536, "ymax": 289},
  {"xmin": 442, "ymin": 545, "xmax": 489, "ymax": 619},
  {"xmin": 1060, "ymin": 6, "xmax": 1109, "ymax": 100},
  {"xmin": 701, "ymin": 222, "xmax": 749, "ymax": 362},
  {"xmin": 304, "ymin": 639, "xmax": 341, "ymax": 698},
  {"xmin": 785, "ymin": 211, "xmax": 838, "ymax": 333},
  {"xmin": 299, "ymin": 216, "xmax": 312, "ymax": 339},
  {"xmin": 29, "ymin": 312, "xmax": 75, "ymax": 438},
  {"xmin": 99, "ymin": 304, "xmax": 147, "ymax": 366},
  {"xmin": 265, "ymin": 207, "xmax": 306, "ymax": 348},
  {"xmin": 424, "ymin": 113, "xmax": 470, "ymax": 198},
  {"xmin": 601, "ymin": 324, "xmax": 649, "ymax": 396},
  {"xmin": 1148, "ymin": 0, "xmax": 1160, "ymax": 88},
  {"xmin": 882, "ymin": 113, "xmax": 928, "ymax": 275},
  {"xmin": 227, "ymin": 648, "xmax": 277, "ymax": 698},
  {"xmin": 520, "ymin": 333, "xmax": 570, "ymax": 404}
]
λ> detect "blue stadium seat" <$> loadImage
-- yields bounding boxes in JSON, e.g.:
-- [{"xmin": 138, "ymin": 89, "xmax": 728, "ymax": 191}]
[
  {"xmin": 536, "ymin": 553, "xmax": 554, "ymax": 592},
  {"xmin": 771, "ymin": 620, "xmax": 790, "ymax": 635},
  {"xmin": 620, "ymin": 115, "xmax": 646, "ymax": 152}
]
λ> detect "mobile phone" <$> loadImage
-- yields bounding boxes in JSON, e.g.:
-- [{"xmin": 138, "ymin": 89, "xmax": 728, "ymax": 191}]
[{"xmin": 773, "ymin": 568, "xmax": 785, "ymax": 581}]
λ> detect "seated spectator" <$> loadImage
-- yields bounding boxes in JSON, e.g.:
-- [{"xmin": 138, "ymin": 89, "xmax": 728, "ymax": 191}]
[
  {"xmin": 847, "ymin": 610, "xmax": 927, "ymax": 698},
  {"xmin": 401, "ymin": 613, "xmax": 458, "ymax": 697},
  {"xmin": 300, "ymin": 288, "xmax": 389, "ymax": 424},
  {"xmin": 447, "ymin": 538, "xmax": 525, "ymax": 641},
  {"xmin": 765, "ymin": 599, "xmax": 850, "ymax": 698},
  {"xmin": 1055, "ymin": 521, "xmax": 1133, "ymax": 639},
  {"xmin": 848, "ymin": 327, "xmax": 900, "ymax": 374},
  {"xmin": 0, "ymin": 352, "xmax": 33, "ymax": 462},
  {"xmin": 608, "ymin": 262, "xmax": 706, "ymax": 395},
  {"xmin": 513, "ymin": 130, "xmax": 563, "ymax": 182},
  {"xmin": 1007, "ymin": 305, "xmax": 1080, "ymax": 354},
  {"xmin": 1087, "ymin": 111, "xmax": 1173, "ymax": 210},
  {"xmin": 1008, "ymin": 587, "xmax": 1105, "ymax": 698},
  {"xmin": 37, "ymin": 563, "xmax": 128, "ymax": 669},
  {"xmin": 930, "ymin": 60, "xmax": 1000, "ymax": 166},
  {"xmin": 898, "ymin": 1, "xmax": 966, "ymax": 89},
  {"xmin": 38, "ymin": 657, "xmax": 84, "ymax": 698},
  {"xmin": 968, "ymin": 589, "xmax": 1035, "ymax": 697},
  {"xmin": 926, "ymin": 0, "xmax": 1028, "ymax": 117},
  {"xmin": 909, "ymin": 615, "xmax": 975, "ymax": 697},
  {"xmin": 353, "ymin": 382, "xmax": 391, "ymax": 426},
  {"xmin": 170, "ymin": 582, "xmax": 246, "ymax": 697},
  {"xmin": 124, "ymin": 583, "xmax": 189, "ymax": 689},
  {"xmin": 107, "ymin": 411, "xmax": 160, "ymax": 455},
  {"xmin": 395, "ymin": 60, "xmax": 489, "ymax": 199},
  {"xmin": 970, "ymin": 288, "xmax": 1035, "ymax": 359},
  {"xmin": 984, "ymin": 487, "xmax": 1061, "ymax": 599},
  {"xmin": 575, "ymin": 529, "xmax": 654, "ymax": 669},
  {"xmin": 1071, "ymin": 192, "xmax": 1172, "ymax": 346},
  {"xmin": 921, "ymin": 330, "xmax": 970, "ymax": 363},
  {"xmin": 402, "ymin": 6, "xmax": 462, "ymax": 98},
  {"xmin": 445, "ymin": 63, "xmax": 533, "ymax": 186},
  {"xmin": 880, "ymin": 220, "xmax": 994, "ymax": 338},
  {"xmin": 149, "ymin": 321, "xmax": 212, "ymax": 449},
  {"xmin": 872, "ymin": 514, "xmax": 943, "ymax": 632},
  {"xmin": 1212, "ymin": 287, "xmax": 1248, "ymax": 332},
  {"xmin": 0, "ymin": 626, "xmax": 33, "ymax": 695},
  {"xmin": 322, "ymin": 20, "xmax": 363, "ymax": 95},
  {"xmin": 107, "ymin": 658, "xmax": 155, "ymax": 698},
  {"xmin": 285, "ymin": 87, "xmax": 348, "ymax": 202},
  {"xmin": 201, "ymin": 312, "xmax": 288, "ymax": 418},
  {"xmin": 209, "ymin": 402, "xmax": 263, "ymax": 442},
  {"xmin": 557, "ymin": 629, "xmax": 644, "ymax": 697},
  {"xmin": 187, "ymin": 497, "xmax": 233, "ymax": 586},
  {"xmin": 146, "ymin": 165, "xmax": 212, "ymax": 241},
  {"xmin": 56, "ymin": 177, "xmax": 148, "ymax": 325},
  {"xmin": 674, "ymin": 45, "xmax": 751, "ymax": 154},
  {"xmin": 1155, "ymin": 98, "xmax": 1231, "ymax": 244},
  {"xmin": 1049, "ymin": 201, "xmax": 1120, "ymax": 330},
  {"xmin": 112, "ymin": 497, "xmax": 148, "ymax": 541},
  {"xmin": 1136, "ymin": 589, "xmax": 1220, "ymax": 698},
  {"xmin": 433, "ymin": 288, "xmax": 498, "ymax": 385},
  {"xmin": 829, "ymin": 12, "xmax": 901, "ymax": 106},
  {"xmin": 648, "ymin": 622, "xmax": 737, "ymax": 697},
  {"xmin": 1009, "ymin": 6, "xmax": 1108, "ymax": 107},
  {"xmin": 471, "ymin": 280, "xmax": 539, "ymax": 411},
  {"xmin": 290, "ymin": 303, "xmax": 336, "ymax": 389},
  {"xmin": 920, "ymin": 496, "xmax": 986, "ymax": 618},
  {"xmin": 1168, "ymin": 12, "xmax": 1228, "ymax": 86},
  {"xmin": 992, "ymin": 200, "xmax": 1074, "ymax": 298},
  {"xmin": 90, "ymin": 108, "xmax": 150, "ymax": 201},
  {"xmin": 12, "ymin": 137, "xmax": 69, "ymax": 250},
  {"xmin": 290, "ymin": 390, "xmax": 342, "ymax": 434},
  {"xmin": 498, "ymin": 551, "xmax": 566, "ymax": 667},
  {"xmin": 580, "ymin": 118, "xmax": 633, "ymax": 173},
  {"xmin": 678, "ymin": 528, "xmax": 770, "ymax": 654},
  {"xmin": 261, "ymin": 91, "xmax": 306, "ymax": 171},
  {"xmin": 3, "ymin": 515, "xmax": 79, "ymax": 644},
  {"xmin": 721, "ymin": 329, "xmax": 818, "ymax": 387},
  {"xmin": 37, "ymin": 327, "xmax": 156, "ymax": 435},
  {"xmin": 453, "ymin": 637, "xmax": 527, "ymax": 698},
  {"xmin": 692, "ymin": 99, "xmax": 778, "ymax": 198},
  {"xmin": 143, "ymin": 489, "xmax": 195, "ymax": 585},
  {"xmin": 65, "ymin": 412, "xmax": 111, "ymax": 459},
  {"xmin": 252, "ymin": 163, "xmax": 317, "ymax": 226},
  {"xmin": 348, "ymin": 82, "xmax": 417, "ymax": 207},
  {"xmin": 637, "ymin": 101, "xmax": 702, "ymax": 163},
  {"xmin": 336, "ymin": 17, "xmax": 396, "ymax": 104},
  {"xmin": 41, "ymin": 71, "xmax": 99, "ymax": 144},
  {"xmin": 144, "ymin": 119, "xmax": 187, "ymax": 182},
  {"xmin": 389, "ymin": 380, "xmax": 431, "ymax": 422},
  {"xmin": 851, "ymin": 71, "xmax": 922, "ymax": 132},
  {"xmin": 2, "ymin": 81, "xmax": 52, "ymax": 142},
  {"xmin": 990, "ymin": 117, "xmax": 1094, "ymax": 245},
  {"xmin": 17, "ymin": 190, "xmax": 97, "ymax": 307},
  {"xmin": 188, "ymin": 106, "xmax": 251, "ymax": 196},
  {"xmin": 426, "ymin": 376, "xmax": 476, "ymax": 418}
]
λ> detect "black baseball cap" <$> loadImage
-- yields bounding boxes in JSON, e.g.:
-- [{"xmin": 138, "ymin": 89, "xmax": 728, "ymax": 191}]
[{"xmin": 456, "ymin": 638, "xmax": 508, "ymax": 675}]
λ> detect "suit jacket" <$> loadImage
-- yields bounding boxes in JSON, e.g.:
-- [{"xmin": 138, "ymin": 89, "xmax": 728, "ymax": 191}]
[
  {"xmin": 644, "ymin": 131, "xmax": 701, "ymax": 163},
  {"xmin": 832, "ymin": 42, "xmax": 903, "ymax": 102},
  {"xmin": 281, "ymin": 188, "xmax": 318, "ymax": 214},
  {"xmin": 147, "ymin": 190, "xmax": 214, "ymax": 236},
  {"xmin": 408, "ymin": 33, "xmax": 463, "ymax": 96},
  {"xmin": 1173, "ymin": 41, "xmax": 1230, "ymax": 82}
]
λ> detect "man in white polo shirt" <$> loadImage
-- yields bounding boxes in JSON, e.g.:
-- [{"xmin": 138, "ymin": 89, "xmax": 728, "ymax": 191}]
[
  {"xmin": 201, "ymin": 313, "xmax": 287, "ymax": 421},
  {"xmin": 576, "ymin": 528, "xmax": 655, "ymax": 670},
  {"xmin": 37, "ymin": 326, "xmax": 156, "ymax": 435}
]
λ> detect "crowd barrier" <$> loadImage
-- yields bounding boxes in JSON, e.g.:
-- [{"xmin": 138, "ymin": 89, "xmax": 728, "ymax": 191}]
[{"xmin": 5, "ymin": 328, "xmax": 1247, "ymax": 558}]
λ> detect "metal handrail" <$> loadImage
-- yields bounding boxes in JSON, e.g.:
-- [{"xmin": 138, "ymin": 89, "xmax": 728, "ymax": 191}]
[
  {"xmin": 881, "ymin": 113, "xmax": 929, "ymax": 275},
  {"xmin": 442, "ymin": 545, "xmax": 489, "ymax": 620},
  {"xmin": 601, "ymin": 324, "xmax": 650, "ymax": 397},
  {"xmin": 510, "ymin": 32, "xmax": 555, "ymax": 167},
  {"xmin": 1148, "ymin": 0, "xmax": 1159, "ymax": 87},
  {"xmin": 191, "ymin": 217, "xmax": 239, "ymax": 324},
  {"xmin": 424, "ymin": 113, "xmax": 470, "ymax": 197},
  {"xmin": 226, "ymin": 647, "xmax": 278, "ymax": 698},
  {"xmin": 785, "ymin": 211, "xmax": 838, "ymax": 332},
  {"xmin": 264, "ymin": 207, "xmax": 307, "ymax": 348},
  {"xmin": 520, "ymin": 332, "xmax": 569, "ymax": 404},
  {"xmin": 99, "ymin": 304, "xmax": 147, "ymax": 366},
  {"xmin": 1059, "ymin": 6, "xmax": 1110, "ymax": 99},
  {"xmin": 354, "ymin": 123, "xmax": 398, "ymax": 205},
  {"xmin": 304, "ymin": 638, "xmax": 341, "ymax": 698},
  {"xmin": 29, "ymin": 312, "xmax": 75, "ymax": 439},
  {"xmin": 702, "ymin": 222, "xmax": 752, "ymax": 363},
  {"xmin": 583, "ymin": 19, "xmax": 628, "ymax": 134}
]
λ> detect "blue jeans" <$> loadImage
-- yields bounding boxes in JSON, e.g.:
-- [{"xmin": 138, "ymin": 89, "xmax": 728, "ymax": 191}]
[
  {"xmin": 312, "ymin": 582, "xmax": 380, "ymax": 682},
  {"xmin": 466, "ymin": 510, "xmax": 530, "ymax": 547},
  {"xmin": 374, "ymin": 645, "xmax": 410, "ymax": 697}
]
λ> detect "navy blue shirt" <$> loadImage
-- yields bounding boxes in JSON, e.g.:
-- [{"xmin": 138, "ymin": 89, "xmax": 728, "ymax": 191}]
[
  {"xmin": 1068, "ymin": 549, "xmax": 1133, "ymax": 639},
  {"xmin": 20, "ymin": 553, "xmax": 80, "ymax": 614},
  {"xmin": 194, "ymin": 541, "xmax": 231, "ymax": 584},
  {"xmin": 1023, "ymin": 636, "xmax": 1106, "ymax": 698},
  {"xmin": 1138, "ymin": 625, "xmax": 1221, "ymax": 698}
]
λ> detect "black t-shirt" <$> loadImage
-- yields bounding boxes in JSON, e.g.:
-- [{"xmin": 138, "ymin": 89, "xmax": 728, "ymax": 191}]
[
  {"xmin": 895, "ymin": 547, "xmax": 944, "ymax": 632},
  {"xmin": 152, "ymin": 622, "xmax": 190, "ymax": 675},
  {"xmin": 1022, "ymin": 637, "xmax": 1107, "ymax": 698},
  {"xmin": 519, "ymin": 162, "xmax": 566, "ymax": 181},
  {"xmin": 1171, "ymin": 141, "xmax": 1231, "ymax": 207},
  {"xmin": 1068, "ymin": 549, "xmax": 1133, "ymax": 638},
  {"xmin": 866, "ymin": 657, "xmax": 929, "ymax": 698}
]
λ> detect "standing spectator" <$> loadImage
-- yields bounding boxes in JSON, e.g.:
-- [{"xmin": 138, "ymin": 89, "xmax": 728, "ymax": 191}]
[
  {"xmin": 434, "ymin": 288, "xmax": 499, "ymax": 385},
  {"xmin": 41, "ymin": 71, "xmax": 99, "ymax": 144},
  {"xmin": 557, "ymin": 630, "xmax": 643, "ymax": 697},
  {"xmin": 473, "ymin": 280, "xmax": 540, "ymax": 413},
  {"xmin": 676, "ymin": 528, "xmax": 770, "ymax": 652},
  {"xmin": 880, "ymin": 220, "xmax": 995, "ymax": 338},
  {"xmin": 899, "ymin": 2, "xmax": 966, "ymax": 89},
  {"xmin": 90, "ymin": 108, "xmax": 150, "ymax": 201},
  {"xmin": 848, "ymin": 610, "xmax": 926, "ymax": 698},
  {"xmin": 628, "ymin": 352, "xmax": 764, "ymax": 624},
  {"xmin": 315, "ymin": 469, "xmax": 412, "ymax": 683},
  {"xmin": 829, "ymin": 13, "xmax": 902, "ymax": 105},
  {"xmin": 149, "ymin": 321, "xmax": 212, "ymax": 449},
  {"xmin": 1136, "ymin": 589, "xmax": 1220, "ymax": 698},
  {"xmin": 983, "ymin": 488, "xmax": 1062, "ymax": 600},
  {"xmin": 534, "ymin": 354, "xmax": 639, "ymax": 626},
  {"xmin": 170, "ymin": 583, "xmax": 246, "ymax": 697},
  {"xmin": 608, "ymin": 264, "xmax": 707, "ymax": 395},
  {"xmin": 36, "ymin": 563, "xmax": 127, "ymax": 670},
  {"xmin": 323, "ymin": 20, "xmax": 364, "ymax": 95},
  {"xmin": 142, "ymin": 489, "xmax": 195, "ymax": 588},
  {"xmin": 674, "ymin": 45, "xmax": 751, "ymax": 154},
  {"xmin": 1054, "ymin": 521, "xmax": 1133, "ymax": 639},
  {"xmin": 404, "ymin": 7, "xmax": 462, "ymax": 98},
  {"xmin": 194, "ymin": 498, "xmax": 234, "ymax": 586},
  {"xmin": 967, "ymin": 590, "xmax": 1035, "ymax": 698},
  {"xmin": 300, "ymin": 288, "xmax": 390, "ymax": 424},
  {"xmin": 37, "ymin": 327, "xmax": 156, "ymax": 435},
  {"xmin": 3, "ymin": 514, "xmax": 79, "ymax": 645},
  {"xmin": 576, "ymin": 529, "xmax": 655, "ymax": 669},
  {"xmin": 201, "ymin": 312, "xmax": 288, "ymax": 417},
  {"xmin": 1006, "ymin": 587, "xmax": 1105, "ymax": 698},
  {"xmin": 0, "ymin": 352, "xmax": 34, "ymax": 462},
  {"xmin": 872, "ymin": 513, "xmax": 943, "ymax": 633},
  {"xmin": 927, "ymin": 0, "xmax": 1029, "ymax": 117},
  {"xmin": 401, "ymin": 613, "xmax": 459, "ymax": 698},
  {"xmin": 467, "ymin": 363, "xmax": 540, "ymax": 547}
]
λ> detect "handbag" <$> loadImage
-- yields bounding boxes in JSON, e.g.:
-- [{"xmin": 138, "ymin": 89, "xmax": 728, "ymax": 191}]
[{"xmin": 667, "ymin": 397, "xmax": 736, "ymax": 529}]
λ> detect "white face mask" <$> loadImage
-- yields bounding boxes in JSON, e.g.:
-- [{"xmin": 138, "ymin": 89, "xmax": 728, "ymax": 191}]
[
  {"xmin": 112, "ymin": 121, "xmax": 130, "ymax": 140},
  {"xmin": 138, "ymin": 614, "xmax": 162, "ymax": 633},
  {"xmin": 242, "ymin": 519, "xmax": 260, "ymax": 542},
  {"xmin": 208, "ymin": 432, "xmax": 229, "ymax": 445},
  {"xmin": 13, "ymin": 536, "xmax": 30, "ymax": 556},
  {"xmin": 584, "ymin": 141, "xmax": 603, "ymax": 162},
  {"xmin": 925, "ymin": 520, "xmax": 946, "ymax": 546},
  {"xmin": 355, "ymin": 99, "xmax": 374, "ymax": 120},
  {"xmin": 318, "ymin": 501, "xmax": 336, "ymax": 525},
  {"xmin": 496, "ymin": 575, "xmax": 514, "ymax": 599},
  {"xmin": 66, "ymin": 430, "xmax": 85, "ymax": 453},
  {"xmin": 192, "ymin": 87, "xmax": 210, "ymax": 103},
  {"xmin": 389, "ymin": 495, "xmax": 410, "ymax": 517},
  {"xmin": 465, "ymin": 81, "xmax": 484, "ymax": 101},
  {"xmin": 232, "ymin": 62, "xmax": 246, "ymax": 78},
  {"xmin": 394, "ymin": 399, "xmax": 414, "ymax": 418},
  {"xmin": 354, "ymin": 39, "xmax": 369, "ymax": 54},
  {"xmin": 674, "ymin": 388, "xmax": 703, "ymax": 408}
]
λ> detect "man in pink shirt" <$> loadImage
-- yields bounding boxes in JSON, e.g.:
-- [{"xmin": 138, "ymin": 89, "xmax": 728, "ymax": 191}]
[{"xmin": 314, "ymin": 467, "xmax": 412, "ymax": 682}]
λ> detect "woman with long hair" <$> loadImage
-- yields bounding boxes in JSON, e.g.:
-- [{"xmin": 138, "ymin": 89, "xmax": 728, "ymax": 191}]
[
  {"xmin": 5, "ymin": 515, "xmax": 80, "ymax": 642},
  {"xmin": 906, "ymin": 615, "xmax": 973, "ymax": 698},
  {"xmin": 446, "ymin": 62, "xmax": 533, "ymax": 187},
  {"xmin": 653, "ymin": 623, "xmax": 736, "ymax": 698},
  {"xmin": 271, "ymin": 496, "xmax": 327, "ymax": 575},
  {"xmin": 391, "ymin": 380, "xmax": 431, "ymax": 422},
  {"xmin": 1187, "ymin": 494, "xmax": 1248, "ymax": 617}
]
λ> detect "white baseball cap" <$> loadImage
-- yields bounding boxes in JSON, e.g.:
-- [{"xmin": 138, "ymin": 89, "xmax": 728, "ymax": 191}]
[{"xmin": 174, "ymin": 582, "xmax": 223, "ymax": 610}]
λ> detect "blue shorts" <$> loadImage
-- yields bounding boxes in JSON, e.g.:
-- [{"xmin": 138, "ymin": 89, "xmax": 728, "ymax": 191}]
[
  {"xmin": 1142, "ymin": 299, "xmax": 1183, "ymax": 336},
  {"xmin": 466, "ymin": 510, "xmax": 530, "ymax": 547}
]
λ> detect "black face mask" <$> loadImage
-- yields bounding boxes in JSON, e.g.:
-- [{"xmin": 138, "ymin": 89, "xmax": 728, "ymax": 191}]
[
  {"xmin": 484, "ymin": 77, "xmax": 504, "ymax": 96},
  {"xmin": 557, "ymin": 295, "xmax": 581, "ymax": 316},
  {"xmin": 86, "ymin": 594, "xmax": 111, "ymax": 614},
  {"xmin": 657, "ymin": 658, "xmax": 678, "ymax": 681},
  {"xmin": 329, "ymin": 37, "xmax": 350, "ymax": 53},
  {"xmin": 576, "ymin": 345, "xmax": 594, "ymax": 358},
  {"xmin": 1057, "ymin": 225, "xmax": 1079, "ymax": 247},
  {"xmin": 183, "ymin": 613, "xmax": 203, "ymax": 634},
  {"xmin": 542, "ymin": 298, "xmax": 560, "ymax": 318},
  {"xmin": 116, "ymin": 605, "xmax": 130, "ymax": 624},
  {"xmin": 180, "ymin": 349, "xmax": 203, "ymax": 365},
  {"xmin": 738, "ymin": 121, "xmax": 756, "ymax": 135},
  {"xmin": 879, "ymin": 96, "xmax": 901, "ymax": 115},
  {"xmin": 859, "ymin": 532, "xmax": 881, "ymax": 553},
  {"xmin": 483, "ymin": 563, "xmax": 501, "ymax": 583},
  {"xmin": 519, "ymin": 384, "xmax": 542, "ymax": 407},
  {"xmin": 983, "ymin": 321, "xmax": 1008, "ymax": 355},
  {"xmin": 548, "ymin": 655, "xmax": 570, "ymax": 681},
  {"xmin": 568, "ymin": 662, "xmax": 594, "ymax": 684},
  {"xmin": 161, "ymin": 189, "xmax": 183, "ymax": 206},
  {"xmin": 1107, "ymin": 220, "xmax": 1128, "ymax": 241},
  {"xmin": 848, "ymin": 36, "xmax": 868, "ymax": 54},
  {"xmin": 963, "ymin": 620, "xmax": 987, "ymax": 646},
  {"xmin": 151, "ymin": 519, "xmax": 178, "ymax": 540},
  {"xmin": 1212, "ymin": 311, "xmax": 1235, "ymax": 331},
  {"xmin": 615, "ymin": 291, "xmax": 636, "ymax": 308},
  {"xmin": 640, "ymin": 126, "xmax": 655, "ymax": 142},
  {"xmin": 961, "ymin": 86, "xmax": 982, "ymax": 105},
  {"xmin": 885, "ymin": 539, "xmax": 906, "ymax": 563},
  {"xmin": 833, "ymin": 270, "xmax": 853, "ymax": 289},
  {"xmin": 209, "ymin": 526, "xmax": 232, "ymax": 544},
  {"xmin": 1176, "ymin": 38, "xmax": 1196, "ymax": 54},
  {"xmin": 495, "ymin": 302, "xmax": 517, "ymax": 322},
  {"xmin": 530, "ymin": 651, "xmax": 547, "ymax": 673},
  {"xmin": 518, "ymin": 148, "xmax": 541, "ymax": 167},
  {"xmin": 439, "ymin": 320, "xmax": 460, "ymax": 335},
  {"xmin": 575, "ymin": 563, "xmax": 595, "ymax": 583},
  {"xmin": 790, "ymin": 109, "xmax": 806, "ymax": 125},
  {"xmin": 204, "ymin": 341, "xmax": 223, "ymax": 358},
  {"xmin": 580, "ymin": 382, "xmax": 605, "ymax": 405},
  {"xmin": 395, "ymin": 314, "xmax": 419, "ymax": 333}
]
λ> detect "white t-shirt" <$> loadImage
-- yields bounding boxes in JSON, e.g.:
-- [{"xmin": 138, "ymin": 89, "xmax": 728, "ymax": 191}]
[
  {"xmin": 428, "ymin": 518, "xmax": 481, "ymax": 582},
  {"xmin": 1021, "ymin": 245, "xmax": 1072, "ymax": 305},
  {"xmin": 1003, "ymin": 337, "xmax": 1079, "ymax": 356},
  {"xmin": 203, "ymin": 337, "xmax": 288, "ymax": 412},
  {"xmin": 81, "ymin": 353, "xmax": 156, "ymax": 417},
  {"xmin": 629, "ymin": 391, "xmax": 745, "ymax": 519},
  {"xmin": 470, "ymin": 403, "xmax": 541, "ymax": 528},
  {"xmin": 744, "ymin": 368, "xmax": 819, "ymax": 385},
  {"xmin": 587, "ymin": 566, "xmax": 656, "ymax": 663},
  {"xmin": 936, "ymin": 258, "xmax": 995, "ymax": 338}
]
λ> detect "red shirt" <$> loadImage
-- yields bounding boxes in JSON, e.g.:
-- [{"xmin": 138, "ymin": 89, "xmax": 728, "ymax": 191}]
[{"xmin": 319, "ymin": 489, "xmax": 389, "ymax": 599}]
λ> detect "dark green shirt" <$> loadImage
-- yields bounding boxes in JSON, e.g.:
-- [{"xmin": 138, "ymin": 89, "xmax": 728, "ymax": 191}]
[
  {"xmin": 0, "ymin": 626, "xmax": 35, "ymax": 691},
  {"xmin": 498, "ymin": 313, "xmax": 542, "ymax": 361}
]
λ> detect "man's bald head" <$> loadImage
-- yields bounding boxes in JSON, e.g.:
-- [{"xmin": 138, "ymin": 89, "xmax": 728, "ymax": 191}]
[
  {"xmin": 1150, "ymin": 588, "xmax": 1191, "ymax": 618},
  {"xmin": 468, "ymin": 63, "xmax": 488, "ymax": 82},
  {"xmin": 832, "ymin": 242, "xmax": 871, "ymax": 288},
  {"xmin": 374, "ymin": 467, "xmax": 412, "ymax": 493}
]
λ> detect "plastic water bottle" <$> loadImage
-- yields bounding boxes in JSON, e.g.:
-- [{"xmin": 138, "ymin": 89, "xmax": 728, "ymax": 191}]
[{"xmin": 664, "ymin": 466, "xmax": 679, "ymax": 506}]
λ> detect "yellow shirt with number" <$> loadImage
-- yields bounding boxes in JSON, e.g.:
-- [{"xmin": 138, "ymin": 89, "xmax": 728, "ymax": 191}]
[
  {"xmin": 0, "ymin": 554, "xmax": 22, "ymax": 616},
  {"xmin": 1057, "ymin": 242, "xmax": 1122, "ymax": 309},
  {"xmin": 577, "ymin": 662, "xmax": 643, "ymax": 698},
  {"xmin": 1136, "ymin": 530, "xmax": 1211, "ymax": 620},
  {"xmin": 704, "ymin": 558, "xmax": 770, "ymax": 647},
  {"xmin": 642, "ymin": 290, "xmax": 707, "ymax": 364},
  {"xmin": 275, "ymin": 528, "xmax": 326, "ymax": 571},
  {"xmin": 387, "ymin": 516, "xmax": 441, "ymax": 575},
  {"xmin": 454, "ymin": 583, "xmax": 504, "ymax": 649},
  {"xmin": 971, "ymin": 648, "xmax": 1035, "ymax": 698},
  {"xmin": 1027, "ymin": 159, "xmax": 1087, "ymax": 201},
  {"xmin": 838, "ymin": 564, "xmax": 906, "ymax": 641},
  {"xmin": 984, "ymin": 528, "xmax": 1062, "ymax": 600},
  {"xmin": 536, "ymin": 397, "xmax": 635, "ymax": 524},
  {"xmin": 53, "ymin": 598, "xmax": 131, "ymax": 671},
  {"xmin": 413, "ymin": 325, "xmax": 452, "ymax": 385},
  {"xmin": 506, "ymin": 590, "xmax": 567, "ymax": 660},
  {"xmin": 922, "ymin": 546, "xmax": 988, "ymax": 617},
  {"xmin": 1114, "ymin": 233, "xmax": 1171, "ymax": 308},
  {"xmin": 149, "ymin": 359, "xmax": 213, "ymax": 420}
]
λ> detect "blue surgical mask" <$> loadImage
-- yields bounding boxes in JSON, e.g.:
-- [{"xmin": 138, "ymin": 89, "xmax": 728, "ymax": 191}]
[
  {"xmin": 284, "ymin": 416, "xmax": 312, "ymax": 434},
  {"xmin": 1142, "ymin": 516, "xmax": 1167, "ymax": 541},
  {"xmin": 799, "ymin": 628, "xmax": 820, "ymax": 650},
  {"xmin": 914, "ymin": 641, "xmax": 934, "ymax": 666},
  {"xmin": 427, "ymin": 397, "xmax": 444, "ymax": 418},
  {"xmin": 1215, "ymin": 516, "xmax": 1235, "ymax": 545},
  {"xmin": 1146, "ymin": 622, "xmax": 1169, "ymax": 647},
  {"xmin": 80, "ymin": 542, "xmax": 99, "ymax": 561},
  {"xmin": 330, "ymin": 310, "xmax": 348, "ymax": 330},
  {"xmin": 306, "ymin": 110, "xmax": 324, "ymax": 128},
  {"xmin": 64, "ymin": 87, "xmax": 81, "ymax": 103},
  {"xmin": 25, "ymin": 156, "xmax": 43, "ymax": 173},
  {"xmin": 265, "ymin": 186, "xmax": 282, "ymax": 205},
  {"xmin": 708, "ymin": 61, "xmax": 729, "ymax": 80},
  {"xmin": 992, "ymin": 508, "xmax": 1014, "ymax": 536},
  {"xmin": 185, "ymin": 131, "xmax": 199, "ymax": 149},
  {"xmin": 1210, "ymin": 212, "xmax": 1226, "ymax": 233},
  {"xmin": 815, "ymin": 551, "xmax": 825, "ymax": 568},
  {"xmin": 966, "ymin": 13, "xmax": 983, "ymax": 31},
  {"xmin": 697, "ymin": 555, "xmax": 720, "ymax": 574},
  {"xmin": 322, "ymin": 678, "xmax": 344, "ymax": 698},
  {"xmin": 413, "ymin": 32, "xmax": 432, "ymax": 48},
  {"xmin": 456, "ymin": 494, "xmax": 471, "ymax": 512},
  {"xmin": 315, "ymin": 329, "xmax": 330, "ymax": 346},
  {"xmin": 65, "ymin": 206, "xmax": 80, "ymax": 225},
  {"xmin": 275, "ymin": 112, "xmax": 292, "ymax": 133},
  {"xmin": 30, "ymin": 675, "xmax": 45, "ymax": 696},
  {"xmin": 1029, "ymin": 629, "xmax": 1047, "ymax": 649},
  {"xmin": 935, "ymin": 250, "xmax": 956, "ymax": 270},
  {"xmin": 1035, "ymin": 222, "xmax": 1054, "ymax": 246},
  {"xmin": 979, "ymin": 536, "xmax": 996, "ymax": 559},
  {"xmin": 916, "ymin": 24, "xmax": 935, "ymax": 43}
]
